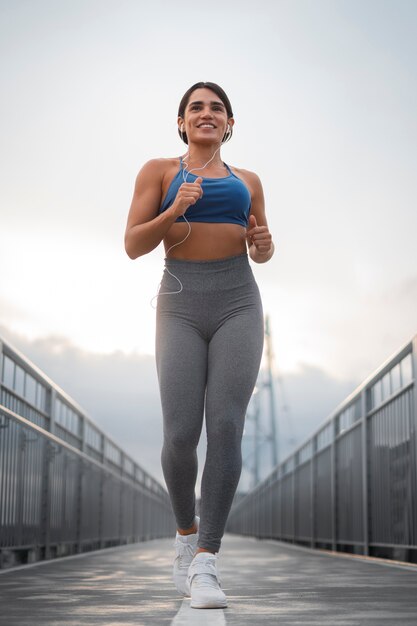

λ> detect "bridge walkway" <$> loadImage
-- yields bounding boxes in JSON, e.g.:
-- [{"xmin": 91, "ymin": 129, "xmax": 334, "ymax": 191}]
[{"xmin": 0, "ymin": 534, "xmax": 416, "ymax": 625}]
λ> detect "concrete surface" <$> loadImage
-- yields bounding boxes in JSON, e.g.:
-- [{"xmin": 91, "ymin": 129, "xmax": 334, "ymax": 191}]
[{"xmin": 0, "ymin": 534, "xmax": 416, "ymax": 625}]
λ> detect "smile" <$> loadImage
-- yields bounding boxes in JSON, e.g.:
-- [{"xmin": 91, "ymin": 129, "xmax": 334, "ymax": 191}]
[{"xmin": 197, "ymin": 124, "xmax": 216, "ymax": 128}]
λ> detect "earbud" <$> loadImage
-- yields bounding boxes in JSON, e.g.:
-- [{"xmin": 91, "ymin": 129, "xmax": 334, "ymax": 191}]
[{"xmin": 222, "ymin": 123, "xmax": 232, "ymax": 143}]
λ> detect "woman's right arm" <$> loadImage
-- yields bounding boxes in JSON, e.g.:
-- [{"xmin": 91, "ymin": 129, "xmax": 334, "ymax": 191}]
[
  {"xmin": 124, "ymin": 160, "xmax": 176, "ymax": 259},
  {"xmin": 124, "ymin": 159, "xmax": 203, "ymax": 259}
]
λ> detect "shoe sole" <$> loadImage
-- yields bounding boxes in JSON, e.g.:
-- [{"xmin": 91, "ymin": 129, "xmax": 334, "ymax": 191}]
[{"xmin": 190, "ymin": 601, "xmax": 228, "ymax": 609}]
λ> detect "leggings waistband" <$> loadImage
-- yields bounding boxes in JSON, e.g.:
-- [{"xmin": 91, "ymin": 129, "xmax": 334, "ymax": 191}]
[
  {"xmin": 162, "ymin": 253, "xmax": 253, "ymax": 291},
  {"xmin": 164, "ymin": 252, "xmax": 249, "ymax": 271}
]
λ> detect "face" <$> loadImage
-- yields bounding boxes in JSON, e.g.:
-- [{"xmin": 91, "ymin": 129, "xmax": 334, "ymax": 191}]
[{"xmin": 178, "ymin": 87, "xmax": 234, "ymax": 144}]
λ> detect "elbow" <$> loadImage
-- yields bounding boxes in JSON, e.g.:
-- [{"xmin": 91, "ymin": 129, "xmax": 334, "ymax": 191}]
[
  {"xmin": 125, "ymin": 246, "xmax": 142, "ymax": 261},
  {"xmin": 124, "ymin": 227, "xmax": 157, "ymax": 259},
  {"xmin": 124, "ymin": 233, "xmax": 140, "ymax": 260},
  {"xmin": 125, "ymin": 240, "xmax": 149, "ymax": 260},
  {"xmin": 125, "ymin": 249, "xmax": 138, "ymax": 260}
]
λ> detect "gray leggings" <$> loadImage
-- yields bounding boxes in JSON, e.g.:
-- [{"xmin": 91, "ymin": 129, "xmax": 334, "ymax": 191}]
[{"xmin": 155, "ymin": 253, "xmax": 264, "ymax": 553}]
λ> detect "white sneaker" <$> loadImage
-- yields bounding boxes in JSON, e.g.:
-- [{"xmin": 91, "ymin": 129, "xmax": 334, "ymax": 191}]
[
  {"xmin": 173, "ymin": 516, "xmax": 200, "ymax": 596},
  {"xmin": 187, "ymin": 552, "xmax": 227, "ymax": 609}
]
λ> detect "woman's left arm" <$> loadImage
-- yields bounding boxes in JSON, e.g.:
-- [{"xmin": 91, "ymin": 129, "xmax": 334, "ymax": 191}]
[{"xmin": 245, "ymin": 171, "xmax": 275, "ymax": 264}]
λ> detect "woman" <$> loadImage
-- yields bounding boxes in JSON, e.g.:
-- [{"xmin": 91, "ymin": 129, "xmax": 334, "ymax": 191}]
[{"xmin": 124, "ymin": 82, "xmax": 274, "ymax": 609}]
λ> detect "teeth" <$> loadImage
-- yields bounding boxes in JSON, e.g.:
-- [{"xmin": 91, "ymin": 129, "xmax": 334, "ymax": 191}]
[{"xmin": 199, "ymin": 124, "xmax": 215, "ymax": 128}]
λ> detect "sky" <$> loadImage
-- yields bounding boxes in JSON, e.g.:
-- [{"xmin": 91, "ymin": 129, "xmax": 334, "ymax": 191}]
[{"xmin": 1, "ymin": 0, "xmax": 416, "ymax": 488}]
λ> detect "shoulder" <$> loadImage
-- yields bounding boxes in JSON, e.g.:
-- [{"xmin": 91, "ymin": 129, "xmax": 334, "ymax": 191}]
[
  {"xmin": 136, "ymin": 157, "xmax": 179, "ymax": 180},
  {"xmin": 228, "ymin": 165, "xmax": 263, "ymax": 196}
]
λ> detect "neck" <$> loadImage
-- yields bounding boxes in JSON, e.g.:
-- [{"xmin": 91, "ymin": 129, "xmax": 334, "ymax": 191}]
[{"xmin": 184, "ymin": 142, "xmax": 224, "ymax": 168}]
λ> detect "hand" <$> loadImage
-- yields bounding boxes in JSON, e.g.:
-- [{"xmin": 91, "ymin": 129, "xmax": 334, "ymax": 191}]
[
  {"xmin": 171, "ymin": 176, "xmax": 203, "ymax": 217},
  {"xmin": 246, "ymin": 214, "xmax": 272, "ymax": 256}
]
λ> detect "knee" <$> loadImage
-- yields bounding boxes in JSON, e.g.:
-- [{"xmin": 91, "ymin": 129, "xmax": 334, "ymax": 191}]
[
  {"xmin": 164, "ymin": 429, "xmax": 199, "ymax": 454},
  {"xmin": 207, "ymin": 416, "xmax": 243, "ymax": 447}
]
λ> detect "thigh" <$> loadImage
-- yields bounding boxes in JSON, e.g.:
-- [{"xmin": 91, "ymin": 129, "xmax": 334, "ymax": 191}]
[
  {"xmin": 205, "ymin": 299, "xmax": 264, "ymax": 438},
  {"xmin": 156, "ymin": 310, "xmax": 208, "ymax": 444}
]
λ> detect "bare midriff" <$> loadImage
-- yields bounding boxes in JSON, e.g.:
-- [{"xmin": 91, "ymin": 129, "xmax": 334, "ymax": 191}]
[{"xmin": 163, "ymin": 222, "xmax": 248, "ymax": 260}]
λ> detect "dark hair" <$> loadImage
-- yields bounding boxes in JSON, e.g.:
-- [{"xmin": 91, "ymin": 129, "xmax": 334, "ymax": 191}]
[{"xmin": 177, "ymin": 82, "xmax": 234, "ymax": 145}]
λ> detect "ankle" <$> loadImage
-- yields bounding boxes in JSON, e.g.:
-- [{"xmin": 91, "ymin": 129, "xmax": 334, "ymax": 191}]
[
  {"xmin": 177, "ymin": 524, "xmax": 198, "ymax": 536},
  {"xmin": 195, "ymin": 548, "xmax": 216, "ymax": 555}
]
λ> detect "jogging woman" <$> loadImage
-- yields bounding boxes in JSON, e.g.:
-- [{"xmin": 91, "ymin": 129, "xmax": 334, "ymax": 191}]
[{"xmin": 124, "ymin": 82, "xmax": 274, "ymax": 609}]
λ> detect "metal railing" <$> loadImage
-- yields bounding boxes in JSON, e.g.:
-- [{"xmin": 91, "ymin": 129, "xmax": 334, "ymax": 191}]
[
  {"xmin": 227, "ymin": 334, "xmax": 417, "ymax": 564},
  {"xmin": 0, "ymin": 337, "xmax": 175, "ymax": 569}
]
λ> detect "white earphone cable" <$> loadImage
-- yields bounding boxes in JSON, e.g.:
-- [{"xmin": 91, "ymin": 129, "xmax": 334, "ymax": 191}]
[{"xmin": 151, "ymin": 132, "xmax": 227, "ymax": 308}]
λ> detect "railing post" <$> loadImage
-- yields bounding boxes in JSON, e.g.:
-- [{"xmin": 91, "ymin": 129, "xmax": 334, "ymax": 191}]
[
  {"xmin": 331, "ymin": 418, "xmax": 337, "ymax": 552},
  {"xmin": 80, "ymin": 413, "xmax": 87, "ymax": 454},
  {"xmin": 98, "ymin": 472, "xmax": 105, "ymax": 549},
  {"xmin": 292, "ymin": 464, "xmax": 296, "ymax": 544},
  {"xmin": 49, "ymin": 388, "xmax": 57, "ymax": 436},
  {"xmin": 75, "ymin": 457, "xmax": 84, "ymax": 554},
  {"xmin": 0, "ymin": 340, "xmax": 4, "ymax": 385},
  {"xmin": 131, "ymin": 483, "xmax": 136, "ymax": 541},
  {"xmin": 278, "ymin": 468, "xmax": 282, "ymax": 540},
  {"xmin": 410, "ymin": 338, "xmax": 417, "ymax": 550},
  {"xmin": 16, "ymin": 430, "xmax": 26, "ymax": 548},
  {"xmin": 361, "ymin": 386, "xmax": 369, "ymax": 556},
  {"xmin": 41, "ymin": 440, "xmax": 53, "ymax": 560},
  {"xmin": 310, "ymin": 447, "xmax": 315, "ymax": 548},
  {"xmin": 119, "ymin": 480, "xmax": 124, "ymax": 543}
]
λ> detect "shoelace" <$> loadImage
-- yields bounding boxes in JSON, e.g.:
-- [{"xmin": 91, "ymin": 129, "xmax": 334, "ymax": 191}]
[
  {"xmin": 192, "ymin": 573, "xmax": 221, "ymax": 590},
  {"xmin": 174, "ymin": 540, "xmax": 196, "ymax": 567}
]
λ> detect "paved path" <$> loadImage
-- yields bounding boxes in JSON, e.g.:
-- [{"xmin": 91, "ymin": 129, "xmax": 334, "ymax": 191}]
[{"xmin": 0, "ymin": 534, "xmax": 416, "ymax": 625}]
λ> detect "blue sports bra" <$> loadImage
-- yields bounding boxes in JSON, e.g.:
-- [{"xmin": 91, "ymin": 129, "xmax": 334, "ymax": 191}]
[{"xmin": 159, "ymin": 157, "xmax": 251, "ymax": 226}]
